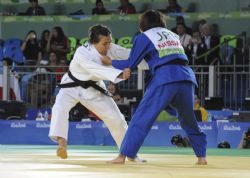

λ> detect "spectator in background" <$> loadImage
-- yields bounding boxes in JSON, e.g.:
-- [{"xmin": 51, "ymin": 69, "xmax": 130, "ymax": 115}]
[
  {"xmin": 43, "ymin": 51, "xmax": 68, "ymax": 82},
  {"xmin": 26, "ymin": 0, "xmax": 46, "ymax": 16},
  {"xmin": 176, "ymin": 23, "xmax": 192, "ymax": 50},
  {"xmin": 197, "ymin": 19, "xmax": 207, "ymax": 36},
  {"xmin": 55, "ymin": 59, "xmax": 68, "ymax": 83},
  {"xmin": 21, "ymin": 30, "xmax": 42, "ymax": 65},
  {"xmin": 39, "ymin": 29, "xmax": 50, "ymax": 61},
  {"xmin": 186, "ymin": 32, "xmax": 207, "ymax": 65},
  {"xmin": 194, "ymin": 95, "xmax": 208, "ymax": 122},
  {"xmin": 118, "ymin": 0, "xmax": 136, "ymax": 14},
  {"xmin": 201, "ymin": 23, "xmax": 220, "ymax": 65},
  {"xmin": 107, "ymin": 82, "xmax": 124, "ymax": 104},
  {"xmin": 165, "ymin": 0, "xmax": 182, "ymax": 13},
  {"xmin": 171, "ymin": 16, "xmax": 192, "ymax": 35},
  {"xmin": 47, "ymin": 52, "xmax": 68, "ymax": 93},
  {"xmin": 48, "ymin": 52, "xmax": 68, "ymax": 97},
  {"xmin": 92, "ymin": 0, "xmax": 108, "ymax": 15},
  {"xmin": 46, "ymin": 51, "xmax": 57, "ymax": 71},
  {"xmin": 47, "ymin": 26, "xmax": 70, "ymax": 62}
]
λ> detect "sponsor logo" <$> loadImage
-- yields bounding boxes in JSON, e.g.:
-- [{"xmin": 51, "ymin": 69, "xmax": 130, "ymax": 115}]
[
  {"xmin": 76, "ymin": 123, "xmax": 92, "ymax": 129},
  {"xmin": 223, "ymin": 125, "xmax": 241, "ymax": 131},
  {"xmin": 169, "ymin": 124, "xmax": 182, "ymax": 130},
  {"xmin": 36, "ymin": 122, "xmax": 50, "ymax": 128},
  {"xmin": 199, "ymin": 125, "xmax": 213, "ymax": 130},
  {"xmin": 10, "ymin": 122, "xmax": 26, "ymax": 128}
]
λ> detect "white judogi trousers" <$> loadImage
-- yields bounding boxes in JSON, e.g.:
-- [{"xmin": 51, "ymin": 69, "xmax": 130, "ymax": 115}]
[{"xmin": 49, "ymin": 82, "xmax": 127, "ymax": 148}]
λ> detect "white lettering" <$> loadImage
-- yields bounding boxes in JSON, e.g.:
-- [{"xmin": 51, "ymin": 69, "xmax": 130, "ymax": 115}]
[
  {"xmin": 10, "ymin": 122, "xmax": 26, "ymax": 128},
  {"xmin": 199, "ymin": 125, "xmax": 213, "ymax": 130},
  {"xmin": 36, "ymin": 122, "xmax": 50, "ymax": 128},
  {"xmin": 223, "ymin": 125, "xmax": 241, "ymax": 131},
  {"xmin": 151, "ymin": 125, "xmax": 159, "ymax": 130},
  {"xmin": 169, "ymin": 124, "xmax": 182, "ymax": 130},
  {"xmin": 76, "ymin": 123, "xmax": 92, "ymax": 129}
]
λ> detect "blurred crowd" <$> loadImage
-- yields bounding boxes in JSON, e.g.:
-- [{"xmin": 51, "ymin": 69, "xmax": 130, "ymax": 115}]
[
  {"xmin": 1, "ymin": 0, "xmax": 239, "ymax": 66},
  {"xmin": 0, "ymin": 0, "xmax": 246, "ymax": 112}
]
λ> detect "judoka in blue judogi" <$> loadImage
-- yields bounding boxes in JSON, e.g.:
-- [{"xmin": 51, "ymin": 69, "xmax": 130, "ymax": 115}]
[{"xmin": 102, "ymin": 10, "xmax": 207, "ymax": 165}]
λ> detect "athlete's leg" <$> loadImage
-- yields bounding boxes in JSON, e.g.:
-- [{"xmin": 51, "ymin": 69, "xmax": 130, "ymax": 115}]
[
  {"xmin": 49, "ymin": 87, "xmax": 79, "ymax": 159},
  {"xmin": 81, "ymin": 95, "xmax": 128, "ymax": 148},
  {"xmin": 108, "ymin": 83, "xmax": 178, "ymax": 164},
  {"xmin": 174, "ymin": 82, "xmax": 207, "ymax": 165}
]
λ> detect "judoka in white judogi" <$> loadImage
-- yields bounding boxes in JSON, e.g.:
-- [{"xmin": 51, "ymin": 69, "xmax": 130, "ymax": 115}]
[{"xmin": 49, "ymin": 42, "xmax": 130, "ymax": 148}]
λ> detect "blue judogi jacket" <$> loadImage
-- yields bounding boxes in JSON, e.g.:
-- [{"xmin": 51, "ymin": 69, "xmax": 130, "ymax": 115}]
[{"xmin": 112, "ymin": 27, "xmax": 197, "ymax": 86}]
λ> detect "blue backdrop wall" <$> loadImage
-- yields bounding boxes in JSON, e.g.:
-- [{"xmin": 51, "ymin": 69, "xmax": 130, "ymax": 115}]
[{"xmin": 0, "ymin": 120, "xmax": 249, "ymax": 148}]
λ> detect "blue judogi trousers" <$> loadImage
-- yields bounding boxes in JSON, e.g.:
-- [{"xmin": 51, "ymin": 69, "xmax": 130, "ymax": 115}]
[{"xmin": 120, "ymin": 81, "xmax": 207, "ymax": 158}]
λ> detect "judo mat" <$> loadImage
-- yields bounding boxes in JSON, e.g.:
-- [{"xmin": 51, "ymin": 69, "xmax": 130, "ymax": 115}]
[{"xmin": 1, "ymin": 145, "xmax": 250, "ymax": 178}]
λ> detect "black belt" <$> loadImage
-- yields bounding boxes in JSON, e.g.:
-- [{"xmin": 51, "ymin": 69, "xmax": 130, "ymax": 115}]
[
  {"xmin": 166, "ymin": 59, "xmax": 188, "ymax": 65},
  {"xmin": 154, "ymin": 59, "xmax": 188, "ymax": 70},
  {"xmin": 57, "ymin": 71, "xmax": 111, "ymax": 96}
]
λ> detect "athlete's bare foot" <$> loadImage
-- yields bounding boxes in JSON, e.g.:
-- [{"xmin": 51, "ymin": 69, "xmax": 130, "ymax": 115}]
[
  {"xmin": 57, "ymin": 137, "xmax": 67, "ymax": 159},
  {"xmin": 107, "ymin": 154, "xmax": 126, "ymax": 164},
  {"xmin": 57, "ymin": 146, "xmax": 67, "ymax": 159},
  {"xmin": 196, "ymin": 157, "xmax": 207, "ymax": 165},
  {"xmin": 127, "ymin": 156, "xmax": 147, "ymax": 163}
]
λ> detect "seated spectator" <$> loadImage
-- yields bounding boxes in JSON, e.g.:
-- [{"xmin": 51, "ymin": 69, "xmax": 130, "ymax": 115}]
[
  {"xmin": 48, "ymin": 52, "xmax": 68, "ymax": 96},
  {"xmin": 44, "ymin": 51, "xmax": 57, "ymax": 71},
  {"xmin": 171, "ymin": 16, "xmax": 192, "ymax": 35},
  {"xmin": 21, "ymin": 30, "xmax": 42, "ymax": 65},
  {"xmin": 46, "ymin": 26, "xmax": 70, "ymax": 62},
  {"xmin": 201, "ymin": 23, "xmax": 220, "ymax": 65},
  {"xmin": 39, "ymin": 29, "xmax": 50, "ymax": 61},
  {"xmin": 54, "ymin": 59, "xmax": 68, "ymax": 83},
  {"xmin": 186, "ymin": 32, "xmax": 207, "ymax": 65},
  {"xmin": 194, "ymin": 95, "xmax": 208, "ymax": 122},
  {"xmin": 165, "ymin": 0, "xmax": 182, "ymax": 13},
  {"xmin": 49, "ymin": 53, "xmax": 68, "ymax": 97},
  {"xmin": 20, "ymin": 51, "xmax": 56, "ymax": 102},
  {"xmin": 197, "ymin": 19, "xmax": 207, "ymax": 36},
  {"xmin": 92, "ymin": 0, "xmax": 108, "ymax": 15},
  {"xmin": 42, "ymin": 51, "xmax": 68, "ymax": 83},
  {"xmin": 118, "ymin": 0, "xmax": 136, "ymax": 14},
  {"xmin": 176, "ymin": 23, "xmax": 192, "ymax": 50},
  {"xmin": 26, "ymin": 0, "xmax": 46, "ymax": 16},
  {"xmin": 107, "ymin": 82, "xmax": 124, "ymax": 104}
]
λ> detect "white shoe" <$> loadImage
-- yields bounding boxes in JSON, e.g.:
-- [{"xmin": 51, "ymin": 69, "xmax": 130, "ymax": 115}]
[{"xmin": 127, "ymin": 156, "xmax": 147, "ymax": 163}]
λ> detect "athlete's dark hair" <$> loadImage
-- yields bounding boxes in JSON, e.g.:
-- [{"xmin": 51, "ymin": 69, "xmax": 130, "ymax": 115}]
[
  {"xmin": 88, "ymin": 24, "xmax": 111, "ymax": 43},
  {"xmin": 139, "ymin": 10, "xmax": 166, "ymax": 32}
]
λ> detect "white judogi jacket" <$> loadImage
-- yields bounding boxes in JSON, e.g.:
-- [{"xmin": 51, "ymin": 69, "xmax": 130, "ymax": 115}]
[{"xmin": 60, "ymin": 43, "xmax": 130, "ymax": 90}]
